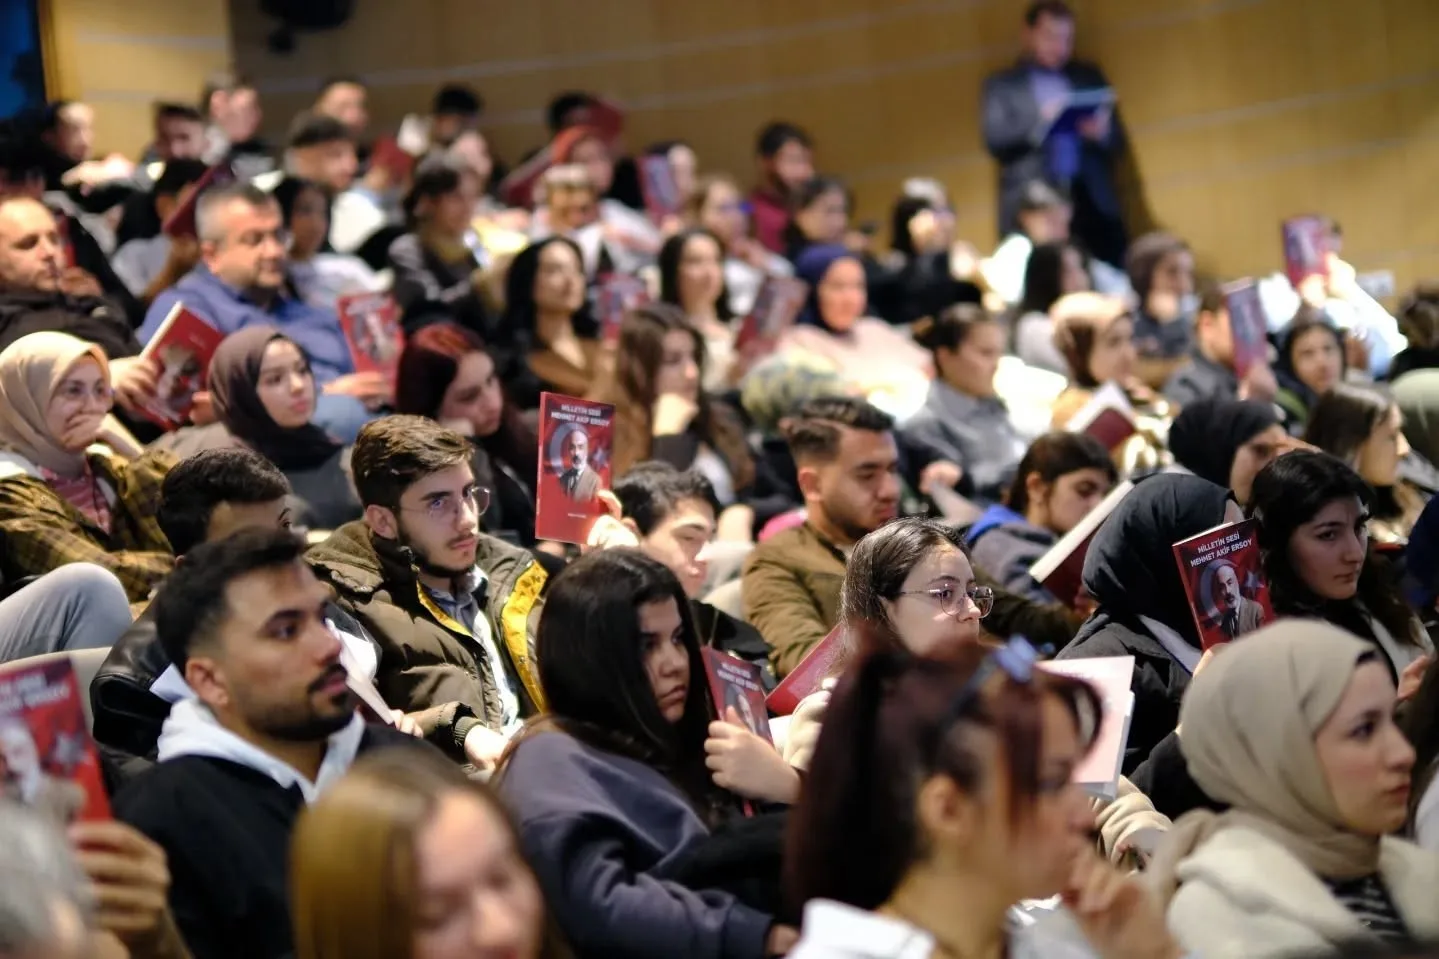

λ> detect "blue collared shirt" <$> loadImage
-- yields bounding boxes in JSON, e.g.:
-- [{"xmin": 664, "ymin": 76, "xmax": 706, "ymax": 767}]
[{"xmin": 140, "ymin": 264, "xmax": 354, "ymax": 384}]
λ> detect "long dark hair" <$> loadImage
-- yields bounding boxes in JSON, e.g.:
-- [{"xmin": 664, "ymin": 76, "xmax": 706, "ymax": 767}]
[
  {"xmin": 392, "ymin": 322, "xmax": 538, "ymax": 472},
  {"xmin": 783, "ymin": 647, "xmax": 1100, "ymax": 915},
  {"xmin": 840, "ymin": 517, "xmax": 969, "ymax": 655},
  {"xmin": 1305, "ymin": 382, "xmax": 1394, "ymax": 467},
  {"xmin": 1017, "ymin": 240, "xmax": 1088, "ymax": 317},
  {"xmin": 501, "ymin": 237, "xmax": 599, "ymax": 344},
  {"xmin": 781, "ymin": 175, "xmax": 848, "ymax": 256},
  {"xmin": 658, "ymin": 228, "xmax": 734, "ymax": 321},
  {"xmin": 1006, "ymin": 432, "xmax": 1116, "ymax": 515},
  {"xmin": 1276, "ymin": 308, "xmax": 1346, "ymax": 406},
  {"xmin": 1249, "ymin": 451, "xmax": 1421, "ymax": 650},
  {"xmin": 888, "ymin": 195, "xmax": 932, "ymax": 260},
  {"xmin": 524, "ymin": 549, "xmax": 731, "ymax": 820}
]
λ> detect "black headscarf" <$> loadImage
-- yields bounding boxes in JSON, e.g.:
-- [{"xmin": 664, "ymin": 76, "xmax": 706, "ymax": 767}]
[
  {"xmin": 210, "ymin": 325, "xmax": 343, "ymax": 472},
  {"xmin": 1168, "ymin": 398, "xmax": 1279, "ymax": 489},
  {"xmin": 1075, "ymin": 473, "xmax": 1235, "ymax": 649}
]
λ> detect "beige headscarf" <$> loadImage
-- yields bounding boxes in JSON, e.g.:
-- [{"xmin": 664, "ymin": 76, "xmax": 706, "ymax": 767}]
[
  {"xmin": 0, "ymin": 331, "xmax": 110, "ymax": 476},
  {"xmin": 1148, "ymin": 619, "xmax": 1381, "ymax": 902}
]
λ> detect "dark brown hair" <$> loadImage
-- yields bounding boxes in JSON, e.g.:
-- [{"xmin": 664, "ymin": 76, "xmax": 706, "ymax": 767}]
[
  {"xmin": 1125, "ymin": 231, "xmax": 1190, "ymax": 306},
  {"xmin": 351, "ymin": 415, "xmax": 473, "ymax": 511},
  {"xmin": 840, "ymin": 517, "xmax": 969, "ymax": 655},
  {"xmin": 1006, "ymin": 432, "xmax": 1117, "ymax": 514},
  {"xmin": 912, "ymin": 303, "xmax": 997, "ymax": 356},
  {"xmin": 782, "ymin": 396, "xmax": 895, "ymax": 466}
]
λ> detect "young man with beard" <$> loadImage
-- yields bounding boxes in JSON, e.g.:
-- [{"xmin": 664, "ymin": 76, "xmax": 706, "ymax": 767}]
[
  {"xmin": 307, "ymin": 415, "xmax": 550, "ymax": 772},
  {"xmin": 113, "ymin": 527, "xmax": 423, "ymax": 959},
  {"xmin": 741, "ymin": 397, "xmax": 1078, "ymax": 677}
]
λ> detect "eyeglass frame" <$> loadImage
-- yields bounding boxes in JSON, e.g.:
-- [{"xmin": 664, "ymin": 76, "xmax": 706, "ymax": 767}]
[
  {"xmin": 397, "ymin": 483, "xmax": 491, "ymax": 522},
  {"xmin": 896, "ymin": 583, "xmax": 995, "ymax": 619}
]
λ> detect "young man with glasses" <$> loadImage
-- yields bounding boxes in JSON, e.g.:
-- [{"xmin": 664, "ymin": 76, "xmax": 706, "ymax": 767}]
[{"xmin": 308, "ymin": 415, "xmax": 551, "ymax": 772}]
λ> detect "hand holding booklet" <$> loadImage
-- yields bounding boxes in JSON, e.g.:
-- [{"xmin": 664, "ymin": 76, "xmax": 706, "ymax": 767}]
[
  {"xmin": 1063, "ymin": 381, "xmax": 1137, "ymax": 451},
  {"xmin": 136, "ymin": 302, "xmax": 225, "ymax": 430},
  {"xmin": 1171, "ymin": 518, "xmax": 1273, "ymax": 651},
  {"xmin": 1223, "ymin": 279, "xmax": 1270, "ymax": 378},
  {"xmin": 535, "ymin": 393, "xmax": 615, "ymax": 544},
  {"xmin": 1034, "ymin": 87, "xmax": 1116, "ymax": 144}
]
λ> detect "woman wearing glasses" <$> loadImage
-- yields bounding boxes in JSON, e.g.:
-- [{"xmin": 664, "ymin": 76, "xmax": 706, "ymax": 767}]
[
  {"xmin": 784, "ymin": 641, "xmax": 1186, "ymax": 959},
  {"xmin": 156, "ymin": 325, "xmax": 361, "ymax": 531}
]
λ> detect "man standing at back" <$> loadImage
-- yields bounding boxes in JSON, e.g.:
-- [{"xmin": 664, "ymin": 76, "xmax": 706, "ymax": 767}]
[
  {"xmin": 742, "ymin": 397, "xmax": 1077, "ymax": 676},
  {"xmin": 981, "ymin": 0, "xmax": 1128, "ymax": 267}
]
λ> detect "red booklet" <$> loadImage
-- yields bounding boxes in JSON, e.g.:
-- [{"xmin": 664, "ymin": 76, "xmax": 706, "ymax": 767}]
[
  {"xmin": 0, "ymin": 657, "xmax": 110, "ymax": 821},
  {"xmin": 535, "ymin": 393, "xmax": 615, "ymax": 544},
  {"xmin": 1027, "ymin": 480, "xmax": 1133, "ymax": 608},
  {"xmin": 639, "ymin": 154, "xmax": 683, "ymax": 225},
  {"xmin": 137, "ymin": 302, "xmax": 226, "ymax": 430},
  {"xmin": 162, "ymin": 162, "xmax": 236, "ymax": 238},
  {"xmin": 1064, "ymin": 381, "xmax": 1137, "ymax": 450},
  {"xmin": 701, "ymin": 649, "xmax": 773, "ymax": 742},
  {"xmin": 1039, "ymin": 656, "xmax": 1134, "ymax": 799},
  {"xmin": 1171, "ymin": 518, "xmax": 1274, "ymax": 651},
  {"xmin": 1224, "ymin": 278, "xmax": 1269, "ymax": 378},
  {"xmin": 595, "ymin": 273, "xmax": 650, "ymax": 345},
  {"xmin": 337, "ymin": 292, "xmax": 405, "ymax": 385},
  {"xmin": 733, "ymin": 276, "xmax": 809, "ymax": 353},
  {"xmin": 766, "ymin": 624, "xmax": 846, "ymax": 717},
  {"xmin": 1282, "ymin": 215, "xmax": 1330, "ymax": 287}
]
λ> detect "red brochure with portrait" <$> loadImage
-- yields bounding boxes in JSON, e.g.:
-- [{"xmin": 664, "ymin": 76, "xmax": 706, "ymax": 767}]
[
  {"xmin": 766, "ymin": 624, "xmax": 846, "ymax": 717},
  {"xmin": 701, "ymin": 649, "xmax": 773, "ymax": 742},
  {"xmin": 639, "ymin": 154, "xmax": 683, "ymax": 225},
  {"xmin": 337, "ymin": 292, "xmax": 405, "ymax": 386},
  {"xmin": 1171, "ymin": 519, "xmax": 1274, "ymax": 652},
  {"xmin": 0, "ymin": 657, "xmax": 110, "ymax": 822},
  {"xmin": 733, "ymin": 276, "xmax": 809, "ymax": 354},
  {"xmin": 535, "ymin": 393, "xmax": 615, "ymax": 544},
  {"xmin": 137, "ymin": 302, "xmax": 226, "ymax": 430},
  {"xmin": 1224, "ymin": 278, "xmax": 1270, "ymax": 379},
  {"xmin": 1282, "ymin": 215, "xmax": 1330, "ymax": 287}
]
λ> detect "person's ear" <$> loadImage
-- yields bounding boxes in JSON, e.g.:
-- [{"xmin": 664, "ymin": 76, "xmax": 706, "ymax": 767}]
[
  {"xmin": 796, "ymin": 464, "xmax": 823, "ymax": 504},
  {"xmin": 364, "ymin": 503, "xmax": 399, "ymax": 540},
  {"xmin": 183, "ymin": 656, "xmax": 229, "ymax": 711},
  {"xmin": 1023, "ymin": 471, "xmax": 1048, "ymax": 507},
  {"xmin": 915, "ymin": 772, "xmax": 982, "ymax": 853}
]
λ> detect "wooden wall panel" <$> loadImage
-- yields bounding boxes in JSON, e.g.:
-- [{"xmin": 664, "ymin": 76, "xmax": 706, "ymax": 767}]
[{"xmin": 230, "ymin": 0, "xmax": 1435, "ymax": 294}]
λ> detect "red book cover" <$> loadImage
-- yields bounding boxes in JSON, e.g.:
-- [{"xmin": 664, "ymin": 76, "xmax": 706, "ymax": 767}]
[
  {"xmin": 1224, "ymin": 278, "xmax": 1269, "ymax": 378},
  {"xmin": 137, "ymin": 302, "xmax": 226, "ymax": 430},
  {"xmin": 1064, "ymin": 381, "xmax": 1137, "ymax": 451},
  {"xmin": 0, "ymin": 658, "xmax": 110, "ymax": 822},
  {"xmin": 595, "ymin": 273, "xmax": 650, "ymax": 345},
  {"xmin": 639, "ymin": 154, "xmax": 682, "ymax": 225},
  {"xmin": 162, "ymin": 162, "xmax": 236, "ymax": 238},
  {"xmin": 1028, "ymin": 480, "xmax": 1133, "ymax": 608},
  {"xmin": 766, "ymin": 624, "xmax": 846, "ymax": 717},
  {"xmin": 535, "ymin": 393, "xmax": 615, "ymax": 544},
  {"xmin": 369, "ymin": 136, "xmax": 417, "ymax": 182},
  {"xmin": 337, "ymin": 292, "xmax": 405, "ymax": 384},
  {"xmin": 53, "ymin": 211, "xmax": 75, "ymax": 267},
  {"xmin": 701, "ymin": 649, "xmax": 773, "ymax": 742},
  {"xmin": 733, "ymin": 276, "xmax": 809, "ymax": 353},
  {"xmin": 1171, "ymin": 519, "xmax": 1274, "ymax": 652},
  {"xmin": 1282, "ymin": 215, "xmax": 1330, "ymax": 287}
]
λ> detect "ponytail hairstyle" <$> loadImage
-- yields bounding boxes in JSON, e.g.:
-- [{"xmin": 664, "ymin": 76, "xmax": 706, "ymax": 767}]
[
  {"xmin": 912, "ymin": 303, "xmax": 997, "ymax": 361},
  {"xmin": 783, "ymin": 644, "xmax": 1101, "ymax": 916}
]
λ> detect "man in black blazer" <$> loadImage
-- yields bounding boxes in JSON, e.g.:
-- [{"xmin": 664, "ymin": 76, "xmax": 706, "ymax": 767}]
[{"xmin": 981, "ymin": 0, "xmax": 1128, "ymax": 266}]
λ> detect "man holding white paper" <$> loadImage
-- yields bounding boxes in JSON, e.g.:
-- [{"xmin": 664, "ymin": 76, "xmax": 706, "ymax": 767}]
[{"xmin": 981, "ymin": 0, "xmax": 1128, "ymax": 267}]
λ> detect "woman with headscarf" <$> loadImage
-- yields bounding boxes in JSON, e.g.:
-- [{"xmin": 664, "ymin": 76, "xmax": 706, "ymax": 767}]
[
  {"xmin": 776, "ymin": 244, "xmax": 930, "ymax": 419},
  {"xmin": 0, "ymin": 332, "xmax": 174, "ymax": 600},
  {"xmin": 1055, "ymin": 473, "xmax": 1244, "ymax": 773},
  {"xmin": 1150, "ymin": 621, "xmax": 1439, "ymax": 956},
  {"xmin": 1168, "ymin": 397, "xmax": 1293, "ymax": 507},
  {"xmin": 156, "ymin": 326, "xmax": 360, "ymax": 530}
]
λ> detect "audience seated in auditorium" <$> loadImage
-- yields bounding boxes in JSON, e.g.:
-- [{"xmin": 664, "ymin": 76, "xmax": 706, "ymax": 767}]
[
  {"xmin": 657, "ymin": 227, "xmax": 740, "ymax": 390},
  {"xmin": 749, "ymin": 121, "xmax": 815, "ymax": 256},
  {"xmin": 878, "ymin": 179, "xmax": 984, "ymax": 327},
  {"xmin": 1056, "ymin": 473, "xmax": 1241, "ymax": 772},
  {"xmin": 741, "ymin": 397, "xmax": 1074, "ymax": 677},
  {"xmin": 967, "ymin": 431, "xmax": 1116, "ymax": 604},
  {"xmin": 907, "ymin": 305, "xmax": 1028, "ymax": 502},
  {"xmin": 0, "ymin": 562, "xmax": 132, "ymax": 665},
  {"xmin": 0, "ymin": 331, "xmax": 174, "ymax": 600},
  {"xmin": 543, "ymin": 124, "xmax": 658, "ymax": 273},
  {"xmin": 290, "ymin": 747, "xmax": 570, "ymax": 959},
  {"xmin": 1167, "ymin": 396, "xmax": 1292, "ymax": 508},
  {"xmin": 1126, "ymin": 231, "xmax": 1196, "ymax": 387},
  {"xmin": 283, "ymin": 111, "xmax": 372, "ymax": 255},
  {"xmin": 1275, "ymin": 309, "xmax": 1347, "ymax": 433},
  {"xmin": 496, "ymin": 548, "xmax": 796, "ymax": 959},
  {"xmin": 154, "ymin": 326, "xmax": 361, "ymax": 530},
  {"xmin": 271, "ymin": 175, "xmax": 384, "ymax": 311},
  {"xmin": 501, "ymin": 236, "xmax": 605, "ymax": 409},
  {"xmin": 785, "ymin": 644, "xmax": 1181, "ymax": 959},
  {"xmin": 312, "ymin": 76, "xmax": 369, "ymax": 143},
  {"xmin": 112, "ymin": 528, "xmax": 425, "ymax": 959},
  {"xmin": 1012, "ymin": 238, "xmax": 1094, "ymax": 374},
  {"xmin": 781, "ymin": 176, "xmax": 851, "ymax": 266},
  {"xmin": 110, "ymin": 158, "xmax": 208, "ymax": 304},
  {"xmin": 140, "ymin": 182, "xmax": 384, "ymax": 441},
  {"xmin": 1152, "ymin": 622, "xmax": 1439, "ymax": 957},
  {"xmin": 199, "ymin": 69, "xmax": 272, "ymax": 175},
  {"xmin": 307, "ymin": 416, "xmax": 550, "ymax": 772},
  {"xmin": 1049, "ymin": 290, "xmax": 1156, "ymax": 427},
  {"xmin": 1163, "ymin": 282, "xmax": 1279, "ymax": 409},
  {"xmin": 686, "ymin": 172, "xmax": 794, "ymax": 316},
  {"xmin": 394, "ymin": 323, "xmax": 540, "ymax": 547}
]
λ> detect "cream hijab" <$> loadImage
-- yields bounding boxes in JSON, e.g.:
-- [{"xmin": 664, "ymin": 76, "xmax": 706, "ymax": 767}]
[
  {"xmin": 0, "ymin": 331, "xmax": 110, "ymax": 476},
  {"xmin": 1149, "ymin": 619, "xmax": 1382, "ymax": 901}
]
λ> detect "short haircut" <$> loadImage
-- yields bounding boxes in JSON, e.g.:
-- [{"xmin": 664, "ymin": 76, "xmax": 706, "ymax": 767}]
[
  {"xmin": 1125, "ymin": 231, "xmax": 1191, "ymax": 303},
  {"xmin": 195, "ymin": 181, "xmax": 277, "ymax": 243},
  {"xmin": 154, "ymin": 102, "xmax": 203, "ymax": 125},
  {"xmin": 1025, "ymin": 0, "xmax": 1074, "ymax": 25},
  {"xmin": 612, "ymin": 462, "xmax": 720, "ymax": 536},
  {"xmin": 1017, "ymin": 178, "xmax": 1069, "ymax": 213},
  {"xmin": 288, "ymin": 111, "xmax": 353, "ymax": 150},
  {"xmin": 756, "ymin": 120, "xmax": 813, "ymax": 159},
  {"xmin": 158, "ymin": 448, "xmax": 292, "ymax": 555},
  {"xmin": 200, "ymin": 69, "xmax": 252, "ymax": 111},
  {"xmin": 433, "ymin": 84, "xmax": 483, "ymax": 118},
  {"xmin": 153, "ymin": 527, "xmax": 306, "ymax": 671},
  {"xmin": 546, "ymin": 91, "xmax": 595, "ymax": 133},
  {"xmin": 782, "ymin": 396, "xmax": 895, "ymax": 465},
  {"xmin": 318, "ymin": 75, "xmax": 365, "ymax": 96},
  {"xmin": 152, "ymin": 158, "xmax": 209, "ymax": 198},
  {"xmin": 1196, "ymin": 278, "xmax": 1227, "ymax": 318},
  {"xmin": 351, "ymin": 415, "xmax": 473, "ymax": 510}
]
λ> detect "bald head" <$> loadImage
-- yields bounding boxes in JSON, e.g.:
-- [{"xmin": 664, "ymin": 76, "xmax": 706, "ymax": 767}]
[{"xmin": 0, "ymin": 197, "xmax": 62, "ymax": 294}]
